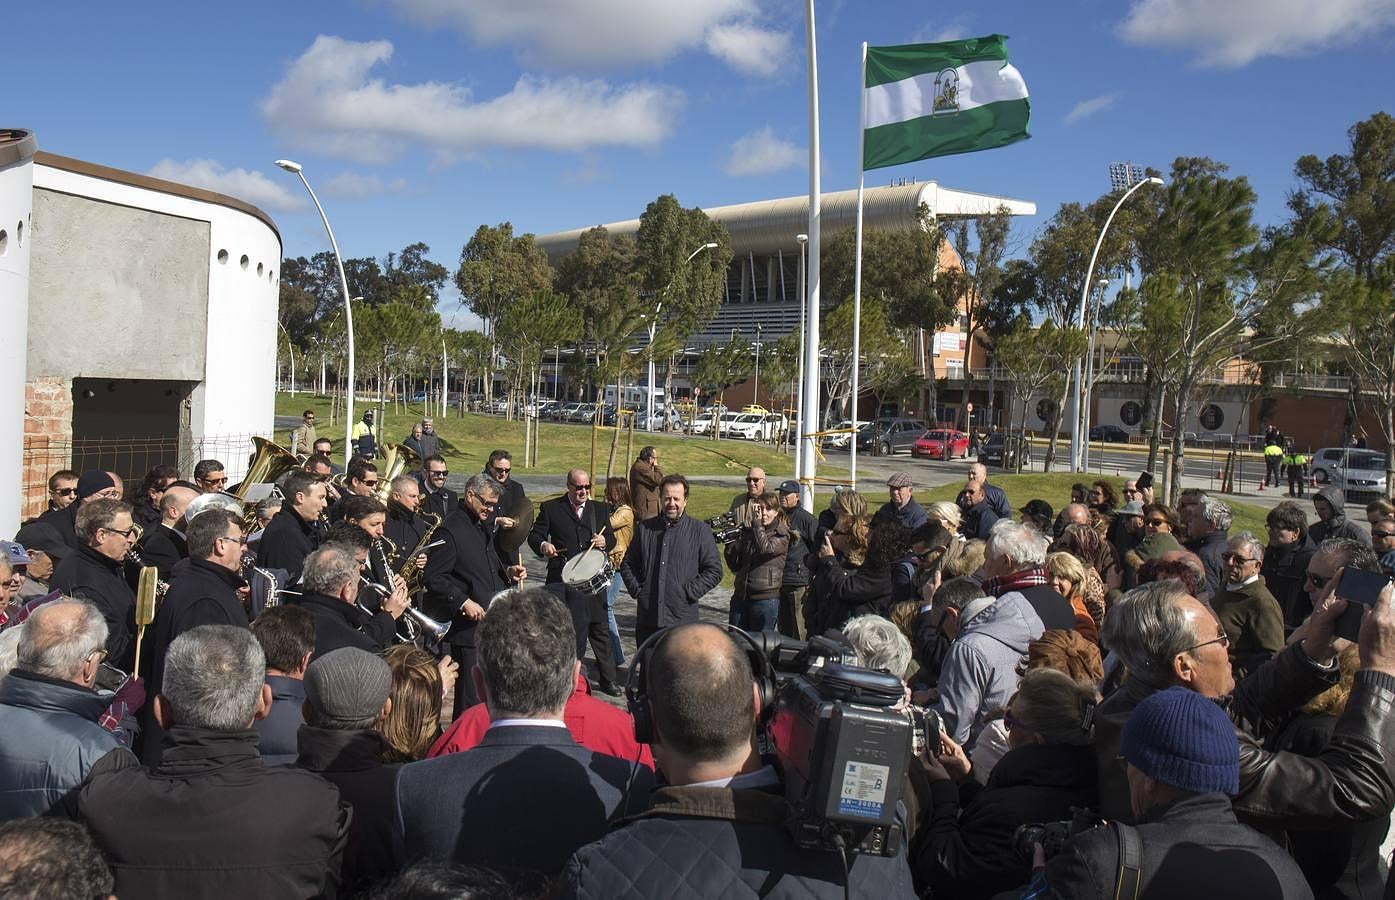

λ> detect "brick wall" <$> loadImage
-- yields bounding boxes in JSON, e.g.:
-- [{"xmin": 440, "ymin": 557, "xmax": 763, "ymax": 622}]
[{"xmin": 22, "ymin": 377, "xmax": 72, "ymax": 519}]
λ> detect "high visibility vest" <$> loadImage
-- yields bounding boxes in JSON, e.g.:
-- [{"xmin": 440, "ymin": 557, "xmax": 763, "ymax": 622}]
[
  {"xmin": 1283, "ymin": 452, "xmax": 1307, "ymax": 467},
  {"xmin": 1264, "ymin": 444, "xmax": 1284, "ymax": 458}
]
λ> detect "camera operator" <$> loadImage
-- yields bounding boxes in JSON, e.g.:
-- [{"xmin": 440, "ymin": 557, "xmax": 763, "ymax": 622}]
[
  {"xmin": 559, "ymin": 623, "xmax": 919, "ymax": 899},
  {"xmin": 725, "ymin": 491, "xmax": 790, "ymax": 633},
  {"xmin": 910, "ymin": 669, "xmax": 1098, "ymax": 900},
  {"xmin": 1029, "ymin": 687, "xmax": 1310, "ymax": 899},
  {"xmin": 1094, "ymin": 569, "xmax": 1395, "ymax": 828}
]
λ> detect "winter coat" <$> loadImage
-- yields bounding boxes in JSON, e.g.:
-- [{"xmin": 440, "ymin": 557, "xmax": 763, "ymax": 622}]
[
  {"xmin": 0, "ymin": 669, "xmax": 121, "ymax": 820},
  {"xmin": 782, "ymin": 505, "xmax": 819, "ymax": 587},
  {"xmin": 1037, "ymin": 792, "xmax": 1314, "ymax": 900},
  {"xmin": 608, "ymin": 504, "xmax": 635, "ymax": 570},
  {"xmin": 1190, "ymin": 528, "xmax": 1230, "ymax": 599},
  {"xmin": 295, "ymin": 726, "xmax": 401, "ymax": 894},
  {"xmin": 912, "ymin": 742, "xmax": 1097, "ymax": 900},
  {"xmin": 807, "ymin": 554, "xmax": 893, "ymax": 634},
  {"xmin": 628, "ymin": 458, "xmax": 664, "ymax": 521},
  {"xmin": 51, "ymin": 544, "xmax": 137, "ymax": 672},
  {"xmin": 621, "ymin": 514, "xmax": 723, "ymax": 628},
  {"xmin": 1311, "ymin": 486, "xmax": 1371, "ymax": 547},
  {"xmin": 727, "ymin": 519, "xmax": 790, "ymax": 600},
  {"xmin": 560, "ymin": 782, "xmax": 919, "ymax": 900},
  {"xmin": 1094, "ymin": 643, "xmax": 1395, "ymax": 830},
  {"xmin": 934, "ymin": 591, "xmax": 1044, "ymax": 746},
  {"xmin": 256, "ymin": 674, "xmax": 306, "ymax": 766},
  {"xmin": 79, "ymin": 725, "xmax": 350, "ymax": 900},
  {"xmin": 1263, "ymin": 534, "xmax": 1318, "ymax": 630},
  {"xmin": 1214, "ymin": 577, "xmax": 1286, "ymax": 673},
  {"xmin": 874, "ymin": 497, "xmax": 929, "ymax": 531}
]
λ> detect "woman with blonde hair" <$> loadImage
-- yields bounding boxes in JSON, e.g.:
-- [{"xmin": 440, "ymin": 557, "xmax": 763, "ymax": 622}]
[
  {"xmin": 1044, "ymin": 552, "xmax": 1100, "ymax": 643},
  {"xmin": 379, "ymin": 645, "xmax": 450, "ymax": 763},
  {"xmin": 925, "ymin": 500, "xmax": 962, "ymax": 535},
  {"xmin": 808, "ymin": 490, "xmax": 905, "ymax": 633},
  {"xmin": 604, "ymin": 477, "xmax": 634, "ymax": 667}
]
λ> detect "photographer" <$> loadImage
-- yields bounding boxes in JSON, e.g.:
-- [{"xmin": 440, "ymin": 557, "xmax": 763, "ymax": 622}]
[
  {"xmin": 1094, "ymin": 572, "xmax": 1395, "ymax": 828},
  {"xmin": 560, "ymin": 623, "xmax": 918, "ymax": 898},
  {"xmin": 910, "ymin": 669, "xmax": 1098, "ymax": 900},
  {"xmin": 1030, "ymin": 687, "xmax": 1309, "ymax": 899},
  {"xmin": 725, "ymin": 491, "xmax": 790, "ymax": 633}
]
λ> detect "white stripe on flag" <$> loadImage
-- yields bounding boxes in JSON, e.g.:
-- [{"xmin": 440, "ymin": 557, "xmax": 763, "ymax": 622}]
[{"xmin": 865, "ymin": 59, "xmax": 1028, "ymax": 130}]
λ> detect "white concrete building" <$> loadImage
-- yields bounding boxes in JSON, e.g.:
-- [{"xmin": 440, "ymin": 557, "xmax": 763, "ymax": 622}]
[{"xmin": 7, "ymin": 134, "xmax": 281, "ymax": 530}]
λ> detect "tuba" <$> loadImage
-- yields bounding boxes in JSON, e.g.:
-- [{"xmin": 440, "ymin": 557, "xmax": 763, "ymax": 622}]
[
  {"xmin": 374, "ymin": 442, "xmax": 421, "ymax": 503},
  {"xmin": 228, "ymin": 436, "xmax": 301, "ymax": 533}
]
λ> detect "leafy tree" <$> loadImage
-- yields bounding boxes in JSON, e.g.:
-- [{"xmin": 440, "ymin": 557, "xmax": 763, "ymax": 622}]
[
  {"xmin": 820, "ymin": 203, "xmax": 958, "ymax": 331},
  {"xmin": 455, "ymin": 223, "xmax": 554, "ymax": 404},
  {"xmin": 445, "ymin": 329, "xmax": 492, "ymax": 404},
  {"xmin": 934, "ymin": 208, "xmax": 1014, "ymax": 428},
  {"xmin": 820, "ymin": 296, "xmax": 905, "ymax": 426},
  {"xmin": 633, "ymin": 194, "xmax": 732, "ymax": 344},
  {"xmin": 994, "ymin": 321, "xmax": 1086, "ymax": 473},
  {"xmin": 385, "ymin": 242, "xmax": 450, "ymax": 310},
  {"xmin": 691, "ymin": 336, "xmax": 753, "ymax": 441}
]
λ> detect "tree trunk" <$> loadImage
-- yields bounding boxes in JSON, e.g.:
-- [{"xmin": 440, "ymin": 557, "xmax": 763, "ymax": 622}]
[
  {"xmin": 1144, "ymin": 375, "xmax": 1165, "ymax": 476},
  {"xmin": 1167, "ymin": 377, "xmax": 1196, "ymax": 507},
  {"xmin": 1043, "ymin": 380, "xmax": 1072, "ymax": 472},
  {"xmin": 606, "ymin": 376, "xmax": 622, "ymax": 481}
]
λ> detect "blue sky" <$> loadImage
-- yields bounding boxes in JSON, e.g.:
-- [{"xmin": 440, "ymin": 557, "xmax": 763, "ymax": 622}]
[{"xmin": 11, "ymin": 0, "xmax": 1395, "ymax": 329}]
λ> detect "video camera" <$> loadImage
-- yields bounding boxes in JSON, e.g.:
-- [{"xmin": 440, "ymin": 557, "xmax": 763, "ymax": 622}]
[
  {"xmin": 705, "ymin": 511, "xmax": 743, "ymax": 544},
  {"xmin": 746, "ymin": 631, "xmax": 938, "ymax": 858}
]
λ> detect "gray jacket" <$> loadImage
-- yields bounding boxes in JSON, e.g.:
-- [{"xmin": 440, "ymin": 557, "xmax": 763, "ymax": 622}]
[
  {"xmin": 1311, "ymin": 486, "xmax": 1371, "ymax": 546},
  {"xmin": 934, "ymin": 591, "xmax": 1044, "ymax": 745},
  {"xmin": 622, "ymin": 514, "xmax": 723, "ymax": 628},
  {"xmin": 0, "ymin": 668, "xmax": 120, "ymax": 820}
]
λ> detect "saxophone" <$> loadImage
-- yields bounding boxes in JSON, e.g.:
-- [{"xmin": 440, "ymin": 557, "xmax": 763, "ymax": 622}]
[{"xmin": 397, "ymin": 511, "xmax": 444, "ymax": 594}]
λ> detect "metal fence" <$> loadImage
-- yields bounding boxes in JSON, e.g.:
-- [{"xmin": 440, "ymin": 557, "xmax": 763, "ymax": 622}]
[{"xmin": 21, "ymin": 431, "xmax": 268, "ymax": 518}]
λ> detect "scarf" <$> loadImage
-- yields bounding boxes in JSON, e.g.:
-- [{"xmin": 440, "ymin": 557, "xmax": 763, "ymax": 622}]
[{"xmin": 982, "ymin": 565, "xmax": 1048, "ymax": 597}]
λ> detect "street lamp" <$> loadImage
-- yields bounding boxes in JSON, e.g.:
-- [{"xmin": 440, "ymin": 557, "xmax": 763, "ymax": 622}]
[
  {"xmin": 276, "ymin": 158, "xmax": 356, "ymax": 469},
  {"xmin": 794, "ymin": 234, "xmax": 808, "ymax": 479},
  {"xmin": 648, "ymin": 241, "xmax": 718, "ymax": 432},
  {"xmin": 276, "ymin": 321, "xmax": 296, "ymax": 396},
  {"xmin": 753, "ymin": 323, "xmax": 763, "ymax": 410},
  {"xmin": 1069, "ymin": 175, "xmax": 1163, "ymax": 471},
  {"xmin": 1080, "ymin": 278, "xmax": 1110, "ymax": 471}
]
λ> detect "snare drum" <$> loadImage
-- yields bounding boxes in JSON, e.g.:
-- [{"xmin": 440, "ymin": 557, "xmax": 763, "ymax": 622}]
[{"xmin": 561, "ymin": 548, "xmax": 614, "ymax": 594}]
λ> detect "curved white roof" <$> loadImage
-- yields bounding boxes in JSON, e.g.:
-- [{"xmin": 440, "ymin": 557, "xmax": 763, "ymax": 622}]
[{"xmin": 534, "ymin": 181, "xmax": 1035, "ymax": 262}]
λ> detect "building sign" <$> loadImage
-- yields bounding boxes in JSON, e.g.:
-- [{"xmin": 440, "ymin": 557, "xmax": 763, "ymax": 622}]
[
  {"xmin": 1199, "ymin": 404, "xmax": 1224, "ymax": 432},
  {"xmin": 1120, "ymin": 401, "xmax": 1142, "ymax": 427}
]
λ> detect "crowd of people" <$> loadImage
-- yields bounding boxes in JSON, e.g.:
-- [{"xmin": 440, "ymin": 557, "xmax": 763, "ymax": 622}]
[{"xmin": 2, "ymin": 419, "xmax": 1395, "ymax": 900}]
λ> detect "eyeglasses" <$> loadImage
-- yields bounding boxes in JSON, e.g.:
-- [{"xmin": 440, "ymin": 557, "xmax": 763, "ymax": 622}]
[
  {"xmin": 1221, "ymin": 552, "xmax": 1259, "ymax": 564},
  {"xmin": 54, "ymin": 487, "xmax": 77, "ymax": 496},
  {"xmin": 492, "ymin": 466, "xmax": 511, "ymax": 475},
  {"xmin": 1184, "ymin": 633, "xmax": 1230, "ymax": 653},
  {"xmin": 570, "ymin": 483, "xmax": 592, "ymax": 491},
  {"xmin": 427, "ymin": 469, "xmax": 448, "ymax": 477},
  {"xmin": 361, "ymin": 479, "xmax": 379, "ymax": 487},
  {"xmin": 1374, "ymin": 530, "xmax": 1395, "ymax": 541},
  {"xmin": 746, "ymin": 476, "xmax": 764, "ymax": 483},
  {"xmin": 1306, "ymin": 572, "xmax": 1331, "ymax": 589},
  {"xmin": 85, "ymin": 648, "xmax": 109, "ymax": 664},
  {"xmin": 203, "ymin": 476, "xmax": 228, "ymax": 486},
  {"xmin": 101, "ymin": 526, "xmax": 140, "ymax": 540},
  {"xmin": 217, "ymin": 534, "xmax": 248, "ymax": 547},
  {"xmin": 913, "ymin": 546, "xmax": 947, "ymax": 562}
]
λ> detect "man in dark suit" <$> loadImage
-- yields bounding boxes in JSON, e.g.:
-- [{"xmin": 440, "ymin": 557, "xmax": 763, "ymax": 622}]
[
  {"xmin": 483, "ymin": 450, "xmax": 531, "ymax": 567},
  {"xmin": 256, "ymin": 471, "xmax": 328, "ymax": 583},
  {"xmin": 418, "ymin": 455, "xmax": 458, "ymax": 521},
  {"xmin": 528, "ymin": 469, "xmax": 619, "ymax": 695},
  {"xmin": 132, "ymin": 483, "xmax": 197, "ymax": 580},
  {"xmin": 50, "ymin": 499, "xmax": 138, "ymax": 671},
  {"xmin": 424, "ymin": 474, "xmax": 527, "ymax": 717},
  {"xmin": 393, "ymin": 588, "xmax": 650, "ymax": 893}
]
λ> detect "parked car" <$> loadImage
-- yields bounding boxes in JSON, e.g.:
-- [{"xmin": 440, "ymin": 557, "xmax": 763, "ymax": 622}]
[
  {"xmin": 692, "ymin": 412, "xmax": 739, "ymax": 436},
  {"xmin": 1088, "ymin": 424, "xmax": 1130, "ymax": 443},
  {"xmin": 641, "ymin": 409, "xmax": 683, "ymax": 431},
  {"xmin": 855, "ymin": 418, "xmax": 930, "ymax": 456},
  {"xmin": 566, "ymin": 403, "xmax": 599, "ymax": 423},
  {"xmin": 1310, "ymin": 447, "xmax": 1389, "ymax": 499},
  {"xmin": 729, "ymin": 413, "xmax": 789, "ymax": 441},
  {"xmin": 823, "ymin": 419, "xmax": 871, "ymax": 449},
  {"xmin": 980, "ymin": 432, "xmax": 1033, "ymax": 469},
  {"xmin": 723, "ymin": 413, "xmax": 764, "ymax": 438},
  {"xmin": 912, "ymin": 428, "xmax": 970, "ymax": 460}
]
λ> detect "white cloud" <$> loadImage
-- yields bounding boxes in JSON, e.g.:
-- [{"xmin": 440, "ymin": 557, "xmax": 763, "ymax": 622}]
[
  {"xmin": 146, "ymin": 159, "xmax": 304, "ymax": 212},
  {"xmin": 320, "ymin": 172, "xmax": 408, "ymax": 198},
  {"xmin": 1119, "ymin": 0, "xmax": 1395, "ymax": 67},
  {"xmin": 913, "ymin": 19, "xmax": 970, "ymax": 44},
  {"xmin": 724, "ymin": 126, "xmax": 802, "ymax": 177},
  {"xmin": 1064, "ymin": 92, "xmax": 1122, "ymax": 124},
  {"xmin": 260, "ymin": 36, "xmax": 685, "ymax": 164},
  {"xmin": 705, "ymin": 22, "xmax": 791, "ymax": 76},
  {"xmin": 384, "ymin": 0, "xmax": 791, "ymax": 75}
]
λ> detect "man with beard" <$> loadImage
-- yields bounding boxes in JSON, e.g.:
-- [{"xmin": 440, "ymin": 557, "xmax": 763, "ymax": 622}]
[
  {"xmin": 50, "ymin": 499, "xmax": 138, "ymax": 670},
  {"xmin": 425, "ymin": 474, "xmax": 527, "ymax": 717},
  {"xmin": 622, "ymin": 474, "xmax": 723, "ymax": 646},
  {"xmin": 417, "ymin": 455, "xmax": 457, "ymax": 521},
  {"xmin": 39, "ymin": 470, "xmax": 122, "ymax": 550}
]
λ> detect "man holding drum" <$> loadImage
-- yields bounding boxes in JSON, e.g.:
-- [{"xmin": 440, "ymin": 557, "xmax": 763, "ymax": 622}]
[{"xmin": 528, "ymin": 469, "xmax": 620, "ymax": 696}]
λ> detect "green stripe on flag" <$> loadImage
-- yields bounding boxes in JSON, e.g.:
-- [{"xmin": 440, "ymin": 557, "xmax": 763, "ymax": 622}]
[
  {"xmin": 863, "ymin": 99, "xmax": 1030, "ymax": 170},
  {"xmin": 865, "ymin": 35, "xmax": 1009, "ymax": 88}
]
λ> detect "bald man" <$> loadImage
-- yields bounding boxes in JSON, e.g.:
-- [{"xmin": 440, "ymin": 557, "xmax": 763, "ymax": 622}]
[
  {"xmin": 561, "ymin": 623, "xmax": 920, "ymax": 897},
  {"xmin": 135, "ymin": 484, "xmax": 198, "ymax": 580},
  {"xmin": 529, "ymin": 469, "xmax": 620, "ymax": 695}
]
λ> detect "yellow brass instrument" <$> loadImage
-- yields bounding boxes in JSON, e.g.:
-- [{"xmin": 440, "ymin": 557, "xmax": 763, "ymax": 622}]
[
  {"xmin": 374, "ymin": 442, "xmax": 420, "ymax": 503},
  {"xmin": 132, "ymin": 565, "xmax": 159, "ymax": 676},
  {"xmin": 231, "ymin": 437, "xmax": 300, "ymax": 532},
  {"xmin": 397, "ymin": 511, "xmax": 443, "ymax": 594}
]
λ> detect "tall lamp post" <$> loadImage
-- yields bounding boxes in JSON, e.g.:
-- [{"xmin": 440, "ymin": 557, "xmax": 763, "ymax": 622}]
[
  {"xmin": 275, "ymin": 159, "xmax": 356, "ymax": 469},
  {"xmin": 276, "ymin": 321, "xmax": 296, "ymax": 396},
  {"xmin": 648, "ymin": 241, "xmax": 718, "ymax": 432},
  {"xmin": 1069, "ymin": 175, "xmax": 1163, "ymax": 471},
  {"xmin": 794, "ymin": 234, "xmax": 809, "ymax": 480},
  {"xmin": 752, "ymin": 323, "xmax": 763, "ymax": 409}
]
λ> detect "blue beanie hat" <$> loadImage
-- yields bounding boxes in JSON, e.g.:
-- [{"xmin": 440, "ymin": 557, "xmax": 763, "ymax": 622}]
[{"xmin": 1121, "ymin": 686, "xmax": 1238, "ymax": 795}]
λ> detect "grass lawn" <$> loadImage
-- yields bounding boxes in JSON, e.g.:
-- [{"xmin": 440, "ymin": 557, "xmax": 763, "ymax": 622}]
[
  {"xmin": 274, "ymin": 392, "xmax": 839, "ymax": 481},
  {"xmin": 911, "ymin": 472, "xmax": 1270, "ymax": 538}
]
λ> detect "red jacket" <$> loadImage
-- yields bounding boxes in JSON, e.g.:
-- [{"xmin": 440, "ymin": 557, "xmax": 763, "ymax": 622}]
[{"xmin": 429, "ymin": 672, "xmax": 654, "ymax": 769}]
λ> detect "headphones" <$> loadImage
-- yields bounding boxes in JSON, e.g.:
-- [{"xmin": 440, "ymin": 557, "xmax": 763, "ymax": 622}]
[{"xmin": 626, "ymin": 624, "xmax": 778, "ymax": 745}]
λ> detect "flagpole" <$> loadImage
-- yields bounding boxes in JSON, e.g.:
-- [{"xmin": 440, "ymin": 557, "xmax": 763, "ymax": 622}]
[
  {"xmin": 799, "ymin": 0, "xmax": 822, "ymax": 513},
  {"xmin": 848, "ymin": 41, "xmax": 868, "ymax": 492}
]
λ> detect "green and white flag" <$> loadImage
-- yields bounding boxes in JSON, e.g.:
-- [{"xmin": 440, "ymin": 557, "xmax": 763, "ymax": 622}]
[{"xmin": 862, "ymin": 34, "xmax": 1030, "ymax": 170}]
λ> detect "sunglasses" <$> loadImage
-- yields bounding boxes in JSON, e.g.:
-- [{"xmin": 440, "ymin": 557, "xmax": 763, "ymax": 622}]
[
  {"xmin": 54, "ymin": 487, "xmax": 77, "ymax": 496},
  {"xmin": 203, "ymin": 476, "xmax": 228, "ymax": 486},
  {"xmin": 1221, "ymin": 552, "xmax": 1259, "ymax": 564},
  {"xmin": 427, "ymin": 469, "xmax": 448, "ymax": 477},
  {"xmin": 913, "ymin": 546, "xmax": 948, "ymax": 562},
  {"xmin": 492, "ymin": 466, "xmax": 511, "ymax": 475},
  {"xmin": 362, "ymin": 479, "xmax": 379, "ymax": 487},
  {"xmin": 570, "ymin": 483, "xmax": 592, "ymax": 491}
]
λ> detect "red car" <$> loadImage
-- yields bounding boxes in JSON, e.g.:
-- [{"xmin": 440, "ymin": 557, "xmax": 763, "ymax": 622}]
[{"xmin": 913, "ymin": 428, "xmax": 970, "ymax": 460}]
